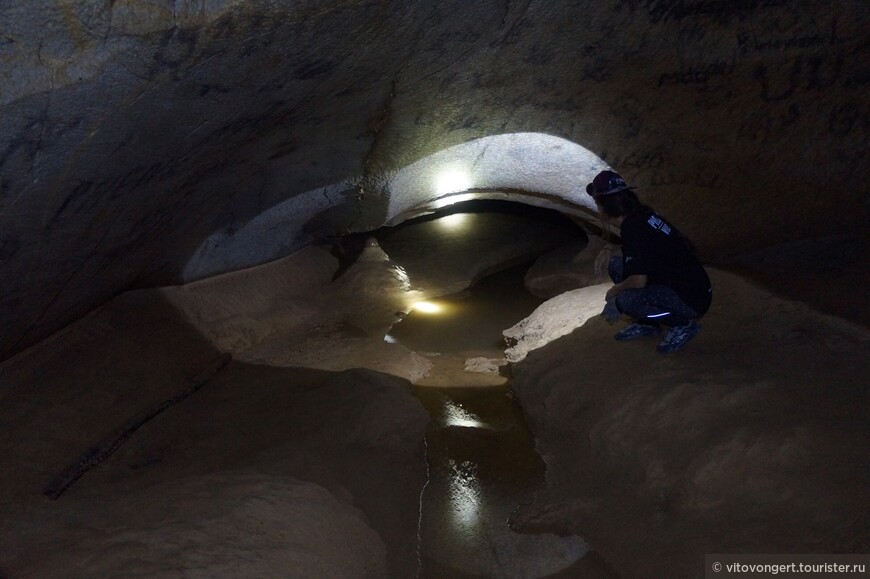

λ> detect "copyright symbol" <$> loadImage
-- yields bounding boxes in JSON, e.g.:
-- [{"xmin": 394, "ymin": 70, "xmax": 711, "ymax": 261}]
[{"xmin": 712, "ymin": 562, "xmax": 722, "ymax": 572}]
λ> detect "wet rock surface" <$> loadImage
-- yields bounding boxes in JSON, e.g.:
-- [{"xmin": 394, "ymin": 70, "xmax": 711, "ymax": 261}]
[
  {"xmin": 155, "ymin": 243, "xmax": 432, "ymax": 382},
  {"xmin": 0, "ymin": 211, "xmax": 579, "ymax": 577},
  {"xmin": 1, "ymin": 202, "xmax": 868, "ymax": 577}
]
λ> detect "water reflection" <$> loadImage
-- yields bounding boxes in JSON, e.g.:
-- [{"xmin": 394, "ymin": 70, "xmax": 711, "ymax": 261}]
[
  {"xmin": 436, "ymin": 212, "xmax": 472, "ymax": 230},
  {"xmin": 418, "ymin": 385, "xmax": 591, "ymax": 578},
  {"xmin": 384, "ymin": 209, "xmax": 610, "ymax": 577},
  {"xmin": 448, "ymin": 459, "xmax": 482, "ymax": 530},
  {"xmin": 443, "ymin": 399, "xmax": 487, "ymax": 429},
  {"xmin": 411, "ymin": 301, "xmax": 445, "ymax": 314}
]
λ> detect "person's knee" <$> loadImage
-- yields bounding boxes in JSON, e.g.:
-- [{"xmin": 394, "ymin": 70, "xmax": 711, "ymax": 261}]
[{"xmin": 615, "ymin": 289, "xmax": 641, "ymax": 315}]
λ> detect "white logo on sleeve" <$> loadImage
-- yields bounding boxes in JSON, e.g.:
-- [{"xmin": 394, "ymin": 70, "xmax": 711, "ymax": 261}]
[{"xmin": 647, "ymin": 215, "xmax": 672, "ymax": 235}]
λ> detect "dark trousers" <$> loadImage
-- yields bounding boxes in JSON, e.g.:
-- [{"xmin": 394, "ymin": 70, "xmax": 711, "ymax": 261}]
[{"xmin": 608, "ymin": 257, "xmax": 699, "ymax": 327}]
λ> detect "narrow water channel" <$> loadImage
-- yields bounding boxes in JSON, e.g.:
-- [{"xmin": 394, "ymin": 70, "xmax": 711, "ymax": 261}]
[{"xmin": 376, "ymin": 208, "xmax": 616, "ymax": 578}]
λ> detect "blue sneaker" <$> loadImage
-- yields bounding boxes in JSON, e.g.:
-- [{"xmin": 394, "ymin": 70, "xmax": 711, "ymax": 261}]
[
  {"xmin": 614, "ymin": 323, "xmax": 660, "ymax": 341},
  {"xmin": 657, "ymin": 321, "xmax": 701, "ymax": 353}
]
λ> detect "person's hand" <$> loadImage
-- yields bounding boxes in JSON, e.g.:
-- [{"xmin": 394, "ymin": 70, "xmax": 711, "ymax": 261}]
[
  {"xmin": 601, "ymin": 296, "xmax": 620, "ymax": 322},
  {"xmin": 593, "ymin": 247, "xmax": 614, "ymax": 276}
]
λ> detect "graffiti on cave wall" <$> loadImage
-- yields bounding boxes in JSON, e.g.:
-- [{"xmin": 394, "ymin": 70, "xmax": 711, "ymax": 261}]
[{"xmin": 605, "ymin": 1, "xmax": 867, "ymax": 190}]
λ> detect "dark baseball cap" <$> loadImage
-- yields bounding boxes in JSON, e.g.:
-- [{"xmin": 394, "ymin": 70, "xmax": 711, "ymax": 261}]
[{"xmin": 586, "ymin": 170, "xmax": 632, "ymax": 198}]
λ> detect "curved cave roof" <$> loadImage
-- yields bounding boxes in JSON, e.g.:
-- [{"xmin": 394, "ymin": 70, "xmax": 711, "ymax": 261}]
[{"xmin": 1, "ymin": 0, "xmax": 868, "ymax": 360}]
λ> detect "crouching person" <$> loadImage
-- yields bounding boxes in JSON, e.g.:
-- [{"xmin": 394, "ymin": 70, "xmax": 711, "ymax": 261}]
[{"xmin": 588, "ymin": 170, "xmax": 712, "ymax": 353}]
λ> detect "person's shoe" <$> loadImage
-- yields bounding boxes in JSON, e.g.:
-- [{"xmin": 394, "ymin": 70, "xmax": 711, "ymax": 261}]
[
  {"xmin": 614, "ymin": 323, "xmax": 660, "ymax": 341},
  {"xmin": 656, "ymin": 321, "xmax": 701, "ymax": 353}
]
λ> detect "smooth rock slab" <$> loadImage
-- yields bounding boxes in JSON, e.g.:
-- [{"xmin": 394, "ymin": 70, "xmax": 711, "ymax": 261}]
[{"xmin": 503, "ymin": 283, "xmax": 609, "ymax": 363}]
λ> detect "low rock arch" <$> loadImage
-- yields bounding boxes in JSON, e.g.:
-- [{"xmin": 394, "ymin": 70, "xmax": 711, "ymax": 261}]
[{"xmin": 185, "ymin": 132, "xmax": 612, "ymax": 280}]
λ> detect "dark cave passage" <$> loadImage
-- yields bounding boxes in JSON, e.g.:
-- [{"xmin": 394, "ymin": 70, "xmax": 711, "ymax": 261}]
[{"xmin": 349, "ymin": 206, "xmax": 612, "ymax": 576}]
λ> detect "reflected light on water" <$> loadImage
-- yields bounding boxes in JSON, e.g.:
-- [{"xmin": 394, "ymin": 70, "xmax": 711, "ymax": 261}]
[
  {"xmin": 411, "ymin": 301, "xmax": 443, "ymax": 314},
  {"xmin": 443, "ymin": 398, "xmax": 486, "ymax": 429},
  {"xmin": 448, "ymin": 459, "xmax": 482, "ymax": 529},
  {"xmin": 437, "ymin": 213, "xmax": 470, "ymax": 230}
]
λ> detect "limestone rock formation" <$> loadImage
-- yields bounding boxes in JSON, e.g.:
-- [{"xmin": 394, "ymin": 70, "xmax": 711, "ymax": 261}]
[
  {"xmin": 0, "ymin": 317, "xmax": 430, "ymax": 577},
  {"xmin": 504, "ymin": 283, "xmax": 609, "ymax": 363},
  {"xmin": 524, "ymin": 234, "xmax": 617, "ymax": 298},
  {"xmin": 11, "ymin": 474, "xmax": 389, "ymax": 578},
  {"xmin": 508, "ymin": 270, "xmax": 870, "ymax": 576},
  {"xmin": 160, "ymin": 242, "xmax": 433, "ymax": 382},
  {"xmin": 463, "ymin": 356, "xmax": 504, "ymax": 374}
]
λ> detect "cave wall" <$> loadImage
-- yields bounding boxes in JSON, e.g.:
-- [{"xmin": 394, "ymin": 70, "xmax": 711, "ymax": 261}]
[{"xmin": 1, "ymin": 0, "xmax": 867, "ymax": 361}]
